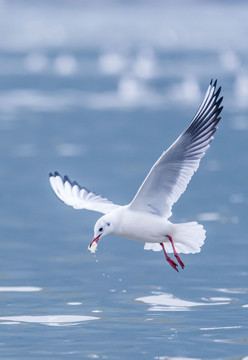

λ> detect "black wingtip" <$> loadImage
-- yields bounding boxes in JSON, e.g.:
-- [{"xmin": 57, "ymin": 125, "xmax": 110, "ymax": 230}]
[
  {"xmin": 64, "ymin": 175, "xmax": 70, "ymax": 183},
  {"xmin": 49, "ymin": 171, "xmax": 62, "ymax": 179},
  {"xmin": 215, "ymin": 86, "xmax": 222, "ymax": 99},
  {"xmin": 49, "ymin": 171, "xmax": 59, "ymax": 178},
  {"xmin": 217, "ymin": 106, "xmax": 224, "ymax": 116},
  {"xmin": 216, "ymin": 96, "xmax": 223, "ymax": 107},
  {"xmin": 213, "ymin": 79, "xmax": 217, "ymax": 87},
  {"xmin": 61, "ymin": 174, "xmax": 81, "ymax": 187}
]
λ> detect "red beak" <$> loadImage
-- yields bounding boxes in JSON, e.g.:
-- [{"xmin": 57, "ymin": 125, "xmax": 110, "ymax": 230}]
[{"xmin": 89, "ymin": 234, "xmax": 101, "ymax": 248}]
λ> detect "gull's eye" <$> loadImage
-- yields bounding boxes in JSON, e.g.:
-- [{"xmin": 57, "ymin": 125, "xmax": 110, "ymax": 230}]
[{"xmin": 99, "ymin": 227, "xmax": 103, "ymax": 232}]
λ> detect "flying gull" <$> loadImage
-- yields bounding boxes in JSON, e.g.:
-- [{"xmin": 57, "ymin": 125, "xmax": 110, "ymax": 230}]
[{"xmin": 49, "ymin": 79, "xmax": 223, "ymax": 272}]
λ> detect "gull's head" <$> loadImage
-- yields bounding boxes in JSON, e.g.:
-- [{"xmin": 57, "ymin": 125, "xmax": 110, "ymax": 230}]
[
  {"xmin": 94, "ymin": 216, "xmax": 113, "ymax": 239},
  {"xmin": 88, "ymin": 215, "xmax": 113, "ymax": 253}
]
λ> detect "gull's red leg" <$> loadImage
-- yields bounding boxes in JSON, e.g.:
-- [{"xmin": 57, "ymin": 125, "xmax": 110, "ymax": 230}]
[
  {"xmin": 160, "ymin": 243, "xmax": 178, "ymax": 272},
  {"xmin": 166, "ymin": 235, "xmax": 185, "ymax": 269}
]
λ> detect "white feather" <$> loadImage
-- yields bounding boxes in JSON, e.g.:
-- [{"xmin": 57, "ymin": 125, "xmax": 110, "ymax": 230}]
[
  {"xmin": 144, "ymin": 221, "xmax": 206, "ymax": 254},
  {"xmin": 130, "ymin": 80, "xmax": 222, "ymax": 218},
  {"xmin": 49, "ymin": 173, "xmax": 120, "ymax": 214}
]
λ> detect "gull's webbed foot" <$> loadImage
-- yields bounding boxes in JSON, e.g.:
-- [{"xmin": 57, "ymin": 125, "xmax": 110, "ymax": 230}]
[
  {"xmin": 167, "ymin": 257, "xmax": 179, "ymax": 272},
  {"xmin": 175, "ymin": 254, "xmax": 185, "ymax": 269}
]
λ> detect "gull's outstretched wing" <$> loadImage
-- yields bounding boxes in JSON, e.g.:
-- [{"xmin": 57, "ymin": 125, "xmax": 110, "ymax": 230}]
[
  {"xmin": 49, "ymin": 172, "xmax": 120, "ymax": 214},
  {"xmin": 130, "ymin": 79, "xmax": 223, "ymax": 218}
]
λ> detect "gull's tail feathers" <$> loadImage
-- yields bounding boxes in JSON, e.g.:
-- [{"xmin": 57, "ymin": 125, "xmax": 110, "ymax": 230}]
[{"xmin": 144, "ymin": 221, "xmax": 206, "ymax": 254}]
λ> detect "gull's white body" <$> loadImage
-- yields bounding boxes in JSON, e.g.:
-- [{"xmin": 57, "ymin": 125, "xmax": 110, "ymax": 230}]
[
  {"xmin": 49, "ymin": 79, "xmax": 223, "ymax": 269},
  {"xmin": 108, "ymin": 205, "xmax": 174, "ymax": 243},
  {"xmin": 97, "ymin": 205, "xmax": 204, "ymax": 254}
]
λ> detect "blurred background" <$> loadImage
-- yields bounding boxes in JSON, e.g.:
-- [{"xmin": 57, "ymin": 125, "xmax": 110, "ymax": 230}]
[{"xmin": 0, "ymin": 0, "xmax": 247, "ymax": 359}]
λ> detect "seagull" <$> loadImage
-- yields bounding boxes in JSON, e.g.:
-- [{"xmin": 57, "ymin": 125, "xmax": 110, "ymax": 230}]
[{"xmin": 49, "ymin": 79, "xmax": 223, "ymax": 272}]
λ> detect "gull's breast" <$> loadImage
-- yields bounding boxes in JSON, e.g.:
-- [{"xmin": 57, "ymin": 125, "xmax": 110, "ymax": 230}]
[{"xmin": 113, "ymin": 207, "xmax": 173, "ymax": 243}]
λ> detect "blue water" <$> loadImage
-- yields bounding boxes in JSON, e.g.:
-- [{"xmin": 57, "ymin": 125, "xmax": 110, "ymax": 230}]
[{"xmin": 0, "ymin": 1, "xmax": 247, "ymax": 359}]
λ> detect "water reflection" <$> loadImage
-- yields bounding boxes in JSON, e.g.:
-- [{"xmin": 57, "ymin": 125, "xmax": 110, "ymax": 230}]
[
  {"xmin": 154, "ymin": 357, "xmax": 201, "ymax": 360},
  {"xmin": 136, "ymin": 292, "xmax": 230, "ymax": 311},
  {"xmin": 217, "ymin": 288, "xmax": 248, "ymax": 294},
  {"xmin": 0, "ymin": 286, "xmax": 42, "ymax": 292},
  {"xmin": 200, "ymin": 326, "xmax": 243, "ymax": 331},
  {"xmin": 0, "ymin": 315, "xmax": 100, "ymax": 327}
]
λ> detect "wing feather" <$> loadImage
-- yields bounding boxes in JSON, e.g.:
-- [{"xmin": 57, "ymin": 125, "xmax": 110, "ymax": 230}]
[
  {"xmin": 129, "ymin": 79, "xmax": 223, "ymax": 218},
  {"xmin": 49, "ymin": 172, "xmax": 120, "ymax": 214}
]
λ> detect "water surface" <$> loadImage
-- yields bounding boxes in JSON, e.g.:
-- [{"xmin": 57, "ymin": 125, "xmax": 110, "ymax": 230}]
[{"xmin": 0, "ymin": 1, "xmax": 247, "ymax": 359}]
